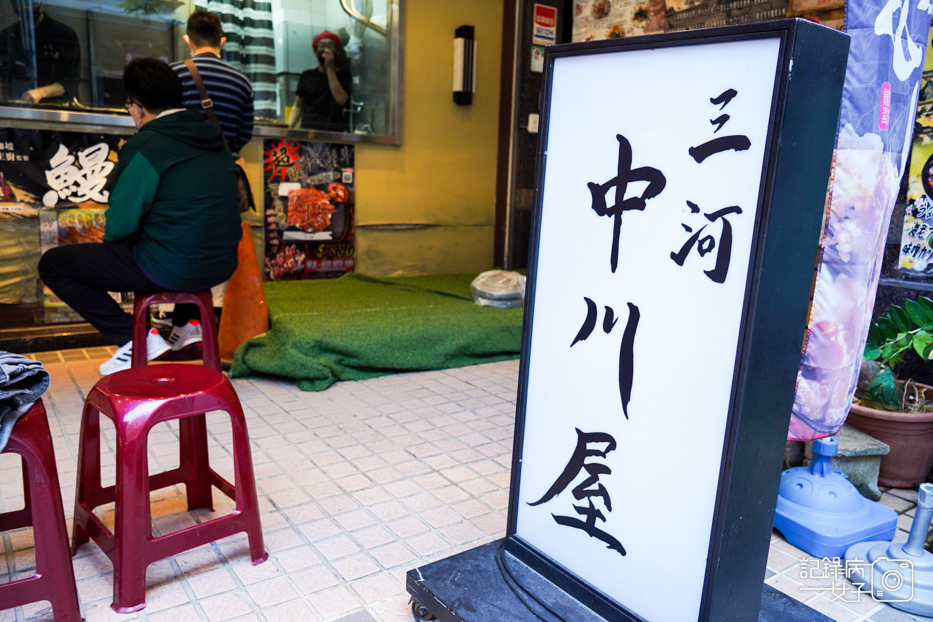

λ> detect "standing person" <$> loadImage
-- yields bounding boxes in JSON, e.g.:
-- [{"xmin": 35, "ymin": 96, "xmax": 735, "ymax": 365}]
[
  {"xmin": 171, "ymin": 8, "xmax": 254, "ymax": 349},
  {"xmin": 37, "ymin": 58, "xmax": 241, "ymax": 375},
  {"xmin": 0, "ymin": 0, "xmax": 79, "ymax": 103},
  {"xmin": 288, "ymin": 30, "xmax": 352, "ymax": 132},
  {"xmin": 171, "ymin": 9, "xmax": 253, "ymax": 156}
]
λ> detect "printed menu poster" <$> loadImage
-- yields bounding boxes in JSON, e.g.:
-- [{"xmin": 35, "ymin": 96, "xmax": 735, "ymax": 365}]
[
  {"xmin": 262, "ymin": 140, "xmax": 355, "ymax": 280},
  {"xmin": 0, "ymin": 128, "xmax": 124, "ymax": 321}
]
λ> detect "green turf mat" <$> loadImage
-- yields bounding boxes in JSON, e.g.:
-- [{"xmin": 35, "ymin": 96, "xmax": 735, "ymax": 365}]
[{"xmin": 229, "ymin": 273, "xmax": 524, "ymax": 391}]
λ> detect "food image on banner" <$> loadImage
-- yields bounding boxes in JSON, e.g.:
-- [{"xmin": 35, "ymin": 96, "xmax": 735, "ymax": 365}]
[
  {"xmin": 262, "ymin": 140, "xmax": 355, "ymax": 280},
  {"xmin": 571, "ymin": 0, "xmax": 666, "ymax": 41},
  {"xmin": 0, "ymin": 128, "xmax": 123, "ymax": 322},
  {"xmin": 899, "ymin": 27, "xmax": 933, "ymax": 274},
  {"xmin": 900, "ymin": 103, "xmax": 933, "ymax": 272}
]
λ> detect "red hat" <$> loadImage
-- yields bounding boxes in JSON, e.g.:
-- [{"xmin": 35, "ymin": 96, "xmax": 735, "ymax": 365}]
[{"xmin": 313, "ymin": 31, "xmax": 341, "ymax": 51}]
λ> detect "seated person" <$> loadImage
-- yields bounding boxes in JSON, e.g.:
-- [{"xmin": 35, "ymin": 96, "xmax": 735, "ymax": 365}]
[
  {"xmin": 38, "ymin": 58, "xmax": 241, "ymax": 375},
  {"xmin": 288, "ymin": 30, "xmax": 352, "ymax": 132},
  {"xmin": 0, "ymin": 1, "xmax": 79, "ymax": 103}
]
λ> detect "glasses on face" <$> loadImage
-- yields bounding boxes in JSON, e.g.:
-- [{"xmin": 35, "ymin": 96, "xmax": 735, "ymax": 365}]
[
  {"xmin": 124, "ymin": 100, "xmax": 137, "ymax": 112},
  {"xmin": 316, "ymin": 41, "xmax": 336, "ymax": 50}
]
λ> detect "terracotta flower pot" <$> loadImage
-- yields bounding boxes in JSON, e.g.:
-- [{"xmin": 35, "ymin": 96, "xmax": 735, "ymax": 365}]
[{"xmin": 846, "ymin": 390, "xmax": 933, "ymax": 488}]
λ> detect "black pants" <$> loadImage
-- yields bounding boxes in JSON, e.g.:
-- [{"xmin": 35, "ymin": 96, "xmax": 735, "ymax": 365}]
[{"xmin": 38, "ymin": 241, "xmax": 204, "ymax": 347}]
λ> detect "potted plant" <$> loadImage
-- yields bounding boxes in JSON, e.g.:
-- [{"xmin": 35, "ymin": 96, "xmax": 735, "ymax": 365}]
[{"xmin": 848, "ymin": 296, "xmax": 933, "ymax": 487}]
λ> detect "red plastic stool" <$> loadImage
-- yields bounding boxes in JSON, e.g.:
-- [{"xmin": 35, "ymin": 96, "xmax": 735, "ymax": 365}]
[
  {"xmin": 131, "ymin": 290, "xmax": 219, "ymax": 370},
  {"xmin": 131, "ymin": 290, "xmax": 219, "ymax": 511},
  {"xmin": 71, "ymin": 364, "xmax": 267, "ymax": 613},
  {"xmin": 0, "ymin": 400, "xmax": 82, "ymax": 621}
]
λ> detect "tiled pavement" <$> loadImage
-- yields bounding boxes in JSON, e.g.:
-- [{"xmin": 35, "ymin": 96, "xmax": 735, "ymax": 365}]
[{"xmin": 0, "ymin": 347, "xmax": 929, "ymax": 622}]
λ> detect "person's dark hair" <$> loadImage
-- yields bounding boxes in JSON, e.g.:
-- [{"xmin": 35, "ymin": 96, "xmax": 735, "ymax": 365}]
[
  {"xmin": 186, "ymin": 9, "xmax": 223, "ymax": 48},
  {"xmin": 123, "ymin": 57, "xmax": 183, "ymax": 114}
]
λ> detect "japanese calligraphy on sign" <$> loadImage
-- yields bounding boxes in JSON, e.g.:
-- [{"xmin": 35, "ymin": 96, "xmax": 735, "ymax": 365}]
[
  {"xmin": 42, "ymin": 142, "xmax": 113, "ymax": 207},
  {"xmin": 514, "ymin": 37, "xmax": 781, "ymax": 622}
]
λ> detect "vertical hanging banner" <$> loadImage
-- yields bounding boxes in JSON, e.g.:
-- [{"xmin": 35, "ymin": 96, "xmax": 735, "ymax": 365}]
[
  {"xmin": 899, "ymin": 27, "xmax": 933, "ymax": 272},
  {"xmin": 262, "ymin": 140, "xmax": 355, "ymax": 281},
  {"xmin": 508, "ymin": 20, "xmax": 847, "ymax": 622},
  {"xmin": 901, "ymin": 101, "xmax": 933, "ymax": 271},
  {"xmin": 0, "ymin": 128, "xmax": 123, "ymax": 319},
  {"xmin": 789, "ymin": 0, "xmax": 933, "ymax": 440}
]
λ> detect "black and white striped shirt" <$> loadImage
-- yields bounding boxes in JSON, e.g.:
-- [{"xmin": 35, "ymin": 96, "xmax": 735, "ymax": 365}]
[{"xmin": 171, "ymin": 53, "xmax": 254, "ymax": 157}]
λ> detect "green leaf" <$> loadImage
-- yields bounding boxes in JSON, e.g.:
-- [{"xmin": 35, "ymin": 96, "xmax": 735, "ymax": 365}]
[
  {"xmin": 906, "ymin": 299, "xmax": 928, "ymax": 327},
  {"xmin": 891, "ymin": 305, "xmax": 911, "ymax": 332},
  {"xmin": 919, "ymin": 296, "xmax": 933, "ymax": 321},
  {"xmin": 914, "ymin": 332, "xmax": 933, "ymax": 359},
  {"xmin": 863, "ymin": 367, "xmax": 900, "ymax": 410},
  {"xmin": 867, "ymin": 323, "xmax": 883, "ymax": 350},
  {"xmin": 877, "ymin": 318, "xmax": 899, "ymax": 341},
  {"xmin": 864, "ymin": 346, "xmax": 883, "ymax": 360},
  {"xmin": 924, "ymin": 340, "xmax": 933, "ymax": 360},
  {"xmin": 880, "ymin": 340, "xmax": 907, "ymax": 363}
]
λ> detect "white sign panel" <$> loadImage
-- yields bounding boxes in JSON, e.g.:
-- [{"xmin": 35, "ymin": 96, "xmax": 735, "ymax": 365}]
[{"xmin": 514, "ymin": 38, "xmax": 782, "ymax": 622}]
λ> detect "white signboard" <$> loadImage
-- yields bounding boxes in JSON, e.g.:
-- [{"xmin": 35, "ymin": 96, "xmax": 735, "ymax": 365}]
[{"xmin": 514, "ymin": 37, "xmax": 782, "ymax": 622}]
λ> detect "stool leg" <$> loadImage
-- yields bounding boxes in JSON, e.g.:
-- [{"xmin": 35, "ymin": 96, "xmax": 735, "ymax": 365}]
[
  {"xmin": 16, "ymin": 404, "xmax": 83, "ymax": 622},
  {"xmin": 111, "ymin": 419, "xmax": 151, "ymax": 613},
  {"xmin": 72, "ymin": 402, "xmax": 104, "ymax": 553},
  {"xmin": 21, "ymin": 457, "xmax": 31, "ymax": 515},
  {"xmin": 179, "ymin": 415, "xmax": 213, "ymax": 511},
  {"xmin": 228, "ymin": 401, "xmax": 267, "ymax": 565}
]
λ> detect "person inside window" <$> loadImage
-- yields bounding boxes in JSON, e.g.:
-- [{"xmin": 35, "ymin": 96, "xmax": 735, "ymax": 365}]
[
  {"xmin": 288, "ymin": 30, "xmax": 352, "ymax": 132},
  {"xmin": 0, "ymin": 0, "xmax": 79, "ymax": 103}
]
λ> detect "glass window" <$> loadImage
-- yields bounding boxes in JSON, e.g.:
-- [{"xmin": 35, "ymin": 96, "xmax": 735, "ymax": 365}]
[{"xmin": 0, "ymin": 0, "xmax": 403, "ymax": 143}]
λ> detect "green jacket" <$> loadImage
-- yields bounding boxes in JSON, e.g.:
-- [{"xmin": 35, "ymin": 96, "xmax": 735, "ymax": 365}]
[{"xmin": 104, "ymin": 108, "xmax": 240, "ymax": 289}]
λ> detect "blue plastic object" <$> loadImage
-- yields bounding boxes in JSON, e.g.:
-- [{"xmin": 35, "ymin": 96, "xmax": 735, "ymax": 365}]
[
  {"xmin": 844, "ymin": 483, "xmax": 933, "ymax": 617},
  {"xmin": 773, "ymin": 437, "xmax": 897, "ymax": 559}
]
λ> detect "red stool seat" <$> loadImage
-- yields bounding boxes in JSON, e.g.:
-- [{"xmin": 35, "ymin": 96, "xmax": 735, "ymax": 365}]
[
  {"xmin": 132, "ymin": 290, "xmax": 219, "ymax": 370},
  {"xmin": 0, "ymin": 400, "xmax": 82, "ymax": 621},
  {"xmin": 72, "ymin": 364, "xmax": 266, "ymax": 613}
]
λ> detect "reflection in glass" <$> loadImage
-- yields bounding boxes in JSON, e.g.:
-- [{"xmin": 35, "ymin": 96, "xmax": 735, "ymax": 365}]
[
  {"xmin": 288, "ymin": 31, "xmax": 352, "ymax": 132},
  {"xmin": 0, "ymin": 0, "xmax": 401, "ymax": 141},
  {"xmin": 277, "ymin": 0, "xmax": 392, "ymax": 136},
  {"xmin": 0, "ymin": 0, "xmax": 79, "ymax": 103}
]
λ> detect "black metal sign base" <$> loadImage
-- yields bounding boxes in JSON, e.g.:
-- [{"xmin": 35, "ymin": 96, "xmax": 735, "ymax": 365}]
[{"xmin": 406, "ymin": 539, "xmax": 832, "ymax": 622}]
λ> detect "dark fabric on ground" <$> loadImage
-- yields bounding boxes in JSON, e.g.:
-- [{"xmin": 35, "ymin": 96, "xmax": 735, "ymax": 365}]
[{"xmin": 230, "ymin": 273, "xmax": 524, "ymax": 391}]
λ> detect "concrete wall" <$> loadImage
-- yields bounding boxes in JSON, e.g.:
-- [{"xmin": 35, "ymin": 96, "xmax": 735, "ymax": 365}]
[{"xmin": 353, "ymin": 0, "xmax": 504, "ymax": 276}]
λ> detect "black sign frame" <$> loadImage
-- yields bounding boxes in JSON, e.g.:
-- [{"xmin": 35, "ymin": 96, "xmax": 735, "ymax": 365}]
[{"xmin": 505, "ymin": 19, "xmax": 849, "ymax": 622}]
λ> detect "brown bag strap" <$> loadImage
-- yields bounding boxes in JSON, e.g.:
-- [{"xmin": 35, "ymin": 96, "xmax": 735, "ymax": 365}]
[{"xmin": 184, "ymin": 59, "xmax": 223, "ymax": 131}]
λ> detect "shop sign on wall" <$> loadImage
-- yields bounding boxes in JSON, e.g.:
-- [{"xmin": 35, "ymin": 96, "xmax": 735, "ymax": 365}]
[
  {"xmin": 508, "ymin": 21, "xmax": 848, "ymax": 622},
  {"xmin": 262, "ymin": 140, "xmax": 355, "ymax": 281},
  {"xmin": 533, "ymin": 4, "xmax": 558, "ymax": 45},
  {"xmin": 0, "ymin": 128, "xmax": 123, "ymax": 319}
]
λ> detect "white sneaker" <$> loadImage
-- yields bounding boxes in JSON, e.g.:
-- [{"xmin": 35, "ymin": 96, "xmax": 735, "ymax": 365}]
[
  {"xmin": 167, "ymin": 320, "xmax": 203, "ymax": 351},
  {"xmin": 99, "ymin": 329, "xmax": 171, "ymax": 375}
]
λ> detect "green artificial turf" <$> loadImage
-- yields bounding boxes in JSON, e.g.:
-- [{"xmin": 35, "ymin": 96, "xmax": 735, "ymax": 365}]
[{"xmin": 229, "ymin": 273, "xmax": 524, "ymax": 391}]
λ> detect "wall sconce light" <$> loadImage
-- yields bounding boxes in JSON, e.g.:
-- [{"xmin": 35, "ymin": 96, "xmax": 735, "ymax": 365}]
[{"xmin": 453, "ymin": 25, "xmax": 475, "ymax": 105}]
